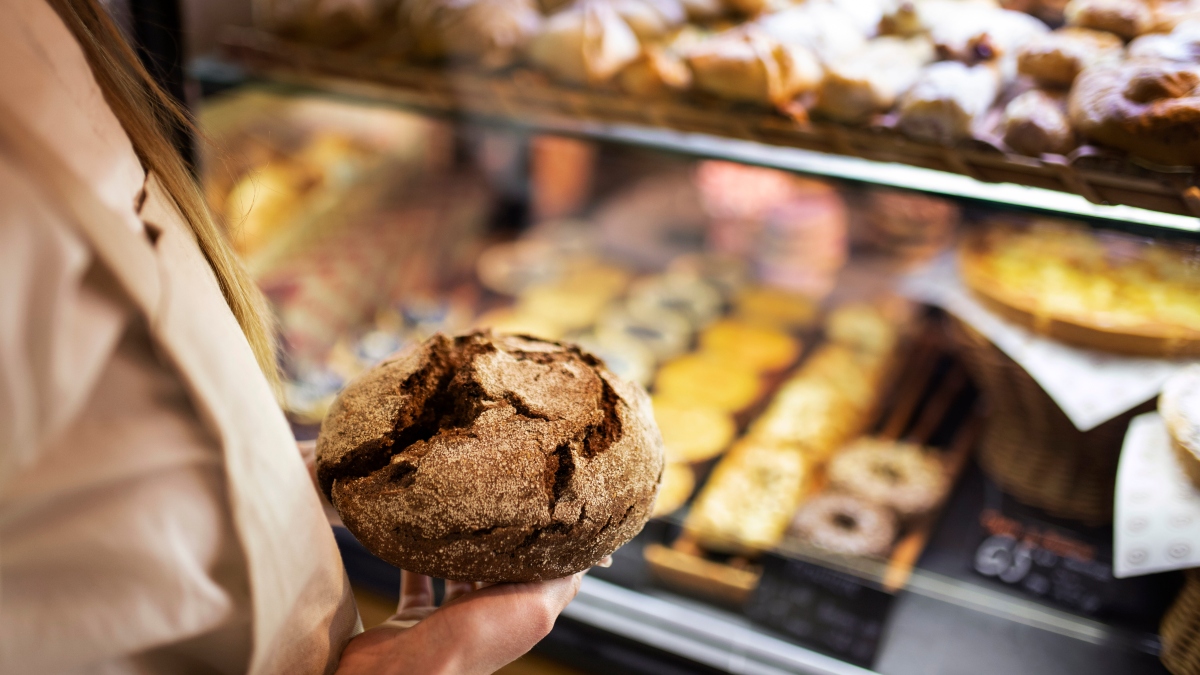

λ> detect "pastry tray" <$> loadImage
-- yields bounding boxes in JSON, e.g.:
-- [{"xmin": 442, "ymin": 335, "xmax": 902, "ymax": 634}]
[
  {"xmin": 644, "ymin": 317, "xmax": 978, "ymax": 606},
  {"xmin": 220, "ymin": 27, "xmax": 1200, "ymax": 221}
]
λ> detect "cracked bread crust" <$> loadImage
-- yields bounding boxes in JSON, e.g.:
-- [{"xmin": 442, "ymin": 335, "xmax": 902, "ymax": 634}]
[{"xmin": 316, "ymin": 330, "xmax": 664, "ymax": 582}]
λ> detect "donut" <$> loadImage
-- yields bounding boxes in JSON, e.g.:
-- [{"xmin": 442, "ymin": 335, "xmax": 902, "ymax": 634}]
[
  {"xmin": 827, "ymin": 439, "xmax": 948, "ymax": 518},
  {"xmin": 1017, "ymin": 27, "xmax": 1124, "ymax": 88},
  {"xmin": 1068, "ymin": 59, "xmax": 1200, "ymax": 166},
  {"xmin": 789, "ymin": 493, "xmax": 897, "ymax": 558}
]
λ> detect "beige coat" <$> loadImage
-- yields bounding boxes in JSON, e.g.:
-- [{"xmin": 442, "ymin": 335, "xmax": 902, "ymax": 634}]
[{"xmin": 0, "ymin": 0, "xmax": 361, "ymax": 673}]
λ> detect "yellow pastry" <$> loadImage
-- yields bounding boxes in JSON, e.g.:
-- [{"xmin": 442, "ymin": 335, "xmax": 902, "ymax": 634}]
[
  {"xmin": 733, "ymin": 286, "xmax": 820, "ymax": 330},
  {"xmin": 654, "ymin": 354, "xmax": 763, "ymax": 412},
  {"xmin": 474, "ymin": 307, "xmax": 565, "ymax": 341},
  {"xmin": 698, "ymin": 319, "xmax": 802, "ymax": 373},
  {"xmin": 652, "ymin": 462, "xmax": 696, "ymax": 518},
  {"xmin": 652, "ymin": 396, "xmax": 737, "ymax": 463}
]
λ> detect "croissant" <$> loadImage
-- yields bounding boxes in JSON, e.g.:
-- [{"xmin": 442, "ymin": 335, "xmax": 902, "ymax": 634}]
[
  {"xmin": 686, "ymin": 26, "xmax": 823, "ymax": 106},
  {"xmin": 403, "ymin": 0, "xmax": 543, "ymax": 68},
  {"xmin": 527, "ymin": 1, "xmax": 644, "ymax": 84}
]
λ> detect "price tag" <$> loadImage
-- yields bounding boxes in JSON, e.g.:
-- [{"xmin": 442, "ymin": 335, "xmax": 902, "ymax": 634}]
[{"xmin": 745, "ymin": 553, "xmax": 893, "ymax": 668}]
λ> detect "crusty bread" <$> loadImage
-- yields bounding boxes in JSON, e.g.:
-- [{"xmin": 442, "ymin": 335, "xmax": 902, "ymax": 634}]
[{"xmin": 316, "ymin": 330, "xmax": 664, "ymax": 582}]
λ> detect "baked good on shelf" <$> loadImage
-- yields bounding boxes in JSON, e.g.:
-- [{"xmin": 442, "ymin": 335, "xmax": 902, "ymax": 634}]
[
  {"xmin": 959, "ymin": 218, "xmax": 1200, "ymax": 356},
  {"xmin": 316, "ymin": 330, "xmax": 665, "ymax": 581},
  {"xmin": 1017, "ymin": 27, "xmax": 1125, "ymax": 87},
  {"xmin": 610, "ymin": 0, "xmax": 688, "ymax": 39},
  {"xmin": 1068, "ymin": 58, "xmax": 1200, "ymax": 166},
  {"xmin": 1002, "ymin": 88, "xmax": 1078, "ymax": 155},
  {"xmin": 897, "ymin": 61, "xmax": 1004, "ymax": 144},
  {"xmin": 572, "ymin": 331, "xmax": 657, "ymax": 386},
  {"xmin": 789, "ymin": 493, "xmax": 898, "ymax": 558},
  {"xmin": 402, "ymin": 0, "xmax": 543, "ymax": 69},
  {"xmin": 698, "ymin": 319, "xmax": 802, "ymax": 372},
  {"xmin": 754, "ymin": 3, "xmax": 870, "ymax": 63},
  {"xmin": 827, "ymin": 439, "xmax": 948, "ymax": 518},
  {"xmin": 795, "ymin": 344, "xmax": 886, "ymax": 413},
  {"xmin": 1065, "ymin": 0, "xmax": 1155, "ymax": 39},
  {"xmin": 1161, "ymin": 365, "xmax": 1200, "ymax": 488},
  {"xmin": 1001, "ymin": 0, "xmax": 1071, "ymax": 24},
  {"xmin": 733, "ymin": 285, "xmax": 820, "ymax": 329},
  {"xmin": 685, "ymin": 440, "xmax": 811, "ymax": 552},
  {"xmin": 652, "ymin": 463, "xmax": 696, "ymax": 517},
  {"xmin": 619, "ymin": 28, "xmax": 703, "ymax": 95},
  {"xmin": 596, "ymin": 305, "xmax": 692, "ymax": 361},
  {"xmin": 1127, "ymin": 19, "xmax": 1200, "ymax": 62},
  {"xmin": 474, "ymin": 307, "xmax": 566, "ymax": 341},
  {"xmin": 527, "ymin": 1, "xmax": 644, "ymax": 84},
  {"xmin": 883, "ymin": 0, "xmax": 1001, "ymax": 37},
  {"xmin": 751, "ymin": 377, "xmax": 858, "ymax": 458},
  {"xmin": 627, "ymin": 274, "xmax": 723, "ymax": 329},
  {"xmin": 826, "ymin": 302, "xmax": 906, "ymax": 356},
  {"xmin": 516, "ymin": 282, "xmax": 614, "ymax": 332},
  {"xmin": 816, "ymin": 36, "xmax": 937, "ymax": 124},
  {"xmin": 654, "ymin": 353, "xmax": 764, "ymax": 412},
  {"xmin": 652, "ymin": 397, "xmax": 737, "ymax": 462},
  {"xmin": 685, "ymin": 27, "xmax": 823, "ymax": 106},
  {"xmin": 924, "ymin": 5, "xmax": 1049, "ymax": 63}
]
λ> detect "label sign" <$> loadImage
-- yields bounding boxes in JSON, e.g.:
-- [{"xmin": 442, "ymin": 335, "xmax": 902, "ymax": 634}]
[
  {"xmin": 745, "ymin": 553, "xmax": 893, "ymax": 668},
  {"xmin": 973, "ymin": 506, "xmax": 1113, "ymax": 616}
]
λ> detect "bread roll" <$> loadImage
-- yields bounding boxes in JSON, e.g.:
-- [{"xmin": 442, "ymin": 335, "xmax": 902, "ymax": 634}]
[
  {"xmin": 1127, "ymin": 19, "xmax": 1200, "ymax": 62},
  {"xmin": 1065, "ymin": 0, "xmax": 1154, "ymax": 39},
  {"xmin": 817, "ymin": 35, "xmax": 936, "ymax": 124},
  {"xmin": 685, "ymin": 27, "xmax": 823, "ymax": 106},
  {"xmin": 1003, "ymin": 88, "xmax": 1077, "ymax": 155},
  {"xmin": 1017, "ymin": 27, "xmax": 1124, "ymax": 87},
  {"xmin": 897, "ymin": 61, "xmax": 1004, "ymax": 144},
  {"xmin": 527, "ymin": 1, "xmax": 643, "ymax": 84},
  {"xmin": 316, "ymin": 331, "xmax": 664, "ymax": 581}
]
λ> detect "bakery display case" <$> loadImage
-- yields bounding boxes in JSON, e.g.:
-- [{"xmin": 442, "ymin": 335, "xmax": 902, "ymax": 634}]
[{"xmin": 194, "ymin": 0, "xmax": 1200, "ymax": 665}]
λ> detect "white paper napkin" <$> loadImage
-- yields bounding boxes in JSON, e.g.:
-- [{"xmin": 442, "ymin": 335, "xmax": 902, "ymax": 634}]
[
  {"xmin": 901, "ymin": 255, "xmax": 1196, "ymax": 431},
  {"xmin": 1114, "ymin": 412, "xmax": 1200, "ymax": 578}
]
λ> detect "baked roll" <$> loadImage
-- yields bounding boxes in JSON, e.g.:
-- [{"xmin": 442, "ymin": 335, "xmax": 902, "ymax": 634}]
[
  {"xmin": 402, "ymin": 0, "xmax": 543, "ymax": 68},
  {"xmin": 527, "ymin": 1, "xmax": 644, "ymax": 84},
  {"xmin": 611, "ymin": 0, "xmax": 688, "ymax": 40},
  {"xmin": 897, "ymin": 61, "xmax": 1004, "ymax": 144},
  {"xmin": 1017, "ymin": 27, "xmax": 1124, "ymax": 87},
  {"xmin": 1069, "ymin": 59, "xmax": 1200, "ymax": 165},
  {"xmin": 619, "ymin": 26, "xmax": 705, "ymax": 95},
  {"xmin": 816, "ymin": 35, "xmax": 936, "ymax": 124},
  {"xmin": 685, "ymin": 27, "xmax": 824, "ymax": 106},
  {"xmin": 882, "ymin": 0, "xmax": 1001, "ymax": 37},
  {"xmin": 924, "ymin": 5, "xmax": 1049, "ymax": 63},
  {"xmin": 1127, "ymin": 19, "xmax": 1200, "ymax": 62},
  {"xmin": 1065, "ymin": 0, "xmax": 1155, "ymax": 39},
  {"xmin": 1003, "ymin": 88, "xmax": 1077, "ymax": 155}
]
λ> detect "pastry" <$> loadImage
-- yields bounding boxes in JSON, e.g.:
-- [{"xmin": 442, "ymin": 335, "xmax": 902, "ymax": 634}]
[
  {"xmin": 816, "ymin": 36, "xmax": 937, "ymax": 124},
  {"xmin": 653, "ymin": 353, "xmax": 764, "ymax": 412},
  {"xmin": 755, "ymin": 3, "xmax": 870, "ymax": 63},
  {"xmin": 685, "ymin": 440, "xmax": 811, "ymax": 552},
  {"xmin": 619, "ymin": 36, "xmax": 697, "ymax": 95},
  {"xmin": 652, "ymin": 463, "xmax": 696, "ymax": 517},
  {"xmin": 1065, "ymin": 0, "xmax": 1155, "ymax": 39},
  {"xmin": 751, "ymin": 378, "xmax": 858, "ymax": 458},
  {"xmin": 897, "ymin": 61, "xmax": 1004, "ymax": 144},
  {"xmin": 826, "ymin": 302, "xmax": 904, "ymax": 355},
  {"xmin": 596, "ymin": 305, "xmax": 692, "ymax": 361},
  {"xmin": 652, "ymin": 396, "xmax": 737, "ymax": 462},
  {"xmin": 1161, "ymin": 365, "xmax": 1200, "ymax": 488},
  {"xmin": 516, "ymin": 283, "xmax": 614, "ymax": 332},
  {"xmin": 612, "ymin": 0, "xmax": 688, "ymax": 39},
  {"xmin": 1017, "ymin": 27, "xmax": 1125, "ymax": 87},
  {"xmin": 1003, "ymin": 88, "xmax": 1078, "ymax": 156},
  {"xmin": 1069, "ymin": 58, "xmax": 1200, "ymax": 166},
  {"xmin": 793, "ymin": 344, "xmax": 886, "ymax": 413},
  {"xmin": 527, "ymin": 1, "xmax": 644, "ymax": 84},
  {"xmin": 733, "ymin": 285, "xmax": 820, "ymax": 329},
  {"xmin": 827, "ymin": 439, "xmax": 948, "ymax": 518},
  {"xmin": 667, "ymin": 253, "xmax": 751, "ymax": 299},
  {"xmin": 402, "ymin": 0, "xmax": 544, "ymax": 69},
  {"xmin": 789, "ymin": 493, "xmax": 898, "ymax": 558},
  {"xmin": 685, "ymin": 27, "xmax": 824, "ymax": 107},
  {"xmin": 571, "ymin": 331, "xmax": 657, "ymax": 386},
  {"xmin": 858, "ymin": 189, "xmax": 961, "ymax": 263},
  {"xmin": 626, "ymin": 274, "xmax": 724, "ymax": 329},
  {"xmin": 316, "ymin": 330, "xmax": 665, "ymax": 581},
  {"xmin": 1127, "ymin": 19, "xmax": 1200, "ymax": 62},
  {"xmin": 959, "ymin": 218, "xmax": 1200, "ymax": 356},
  {"xmin": 698, "ymin": 319, "xmax": 802, "ymax": 372},
  {"xmin": 924, "ymin": 5, "xmax": 1049, "ymax": 63}
]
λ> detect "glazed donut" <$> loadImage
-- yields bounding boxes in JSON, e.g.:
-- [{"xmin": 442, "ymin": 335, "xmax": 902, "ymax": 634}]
[
  {"xmin": 789, "ymin": 493, "xmax": 898, "ymax": 558},
  {"xmin": 1068, "ymin": 60, "xmax": 1200, "ymax": 166},
  {"xmin": 1017, "ymin": 27, "xmax": 1124, "ymax": 88},
  {"xmin": 827, "ymin": 439, "xmax": 948, "ymax": 518}
]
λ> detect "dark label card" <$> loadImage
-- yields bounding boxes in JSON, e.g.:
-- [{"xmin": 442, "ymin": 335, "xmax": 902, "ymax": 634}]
[{"xmin": 745, "ymin": 553, "xmax": 894, "ymax": 668}]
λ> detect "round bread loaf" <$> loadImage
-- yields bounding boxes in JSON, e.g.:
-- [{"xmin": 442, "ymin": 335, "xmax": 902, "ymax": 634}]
[{"xmin": 316, "ymin": 330, "xmax": 664, "ymax": 582}]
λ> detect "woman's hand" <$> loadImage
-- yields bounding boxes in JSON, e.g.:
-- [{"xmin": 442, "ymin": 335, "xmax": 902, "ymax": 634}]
[{"xmin": 335, "ymin": 570, "xmax": 583, "ymax": 675}]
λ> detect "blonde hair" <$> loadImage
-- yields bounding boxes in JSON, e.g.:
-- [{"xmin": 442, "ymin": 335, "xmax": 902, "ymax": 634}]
[{"xmin": 47, "ymin": 0, "xmax": 281, "ymax": 392}]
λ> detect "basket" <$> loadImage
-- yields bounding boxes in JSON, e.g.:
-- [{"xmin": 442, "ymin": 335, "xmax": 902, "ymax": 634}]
[
  {"xmin": 948, "ymin": 319, "xmax": 1143, "ymax": 524},
  {"xmin": 1162, "ymin": 569, "xmax": 1200, "ymax": 675}
]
